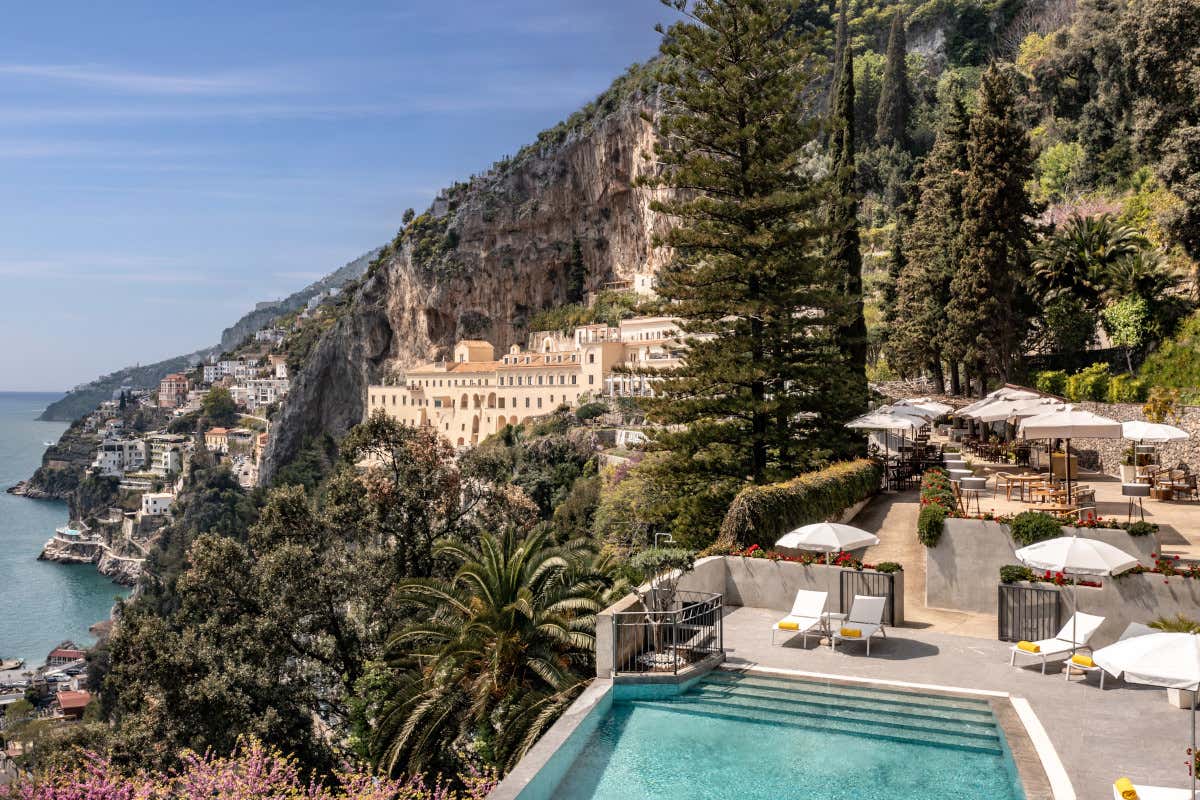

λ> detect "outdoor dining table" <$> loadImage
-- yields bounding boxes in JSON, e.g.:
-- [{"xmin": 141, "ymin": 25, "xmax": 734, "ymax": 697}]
[
  {"xmin": 1033, "ymin": 502, "xmax": 1078, "ymax": 518},
  {"xmin": 1006, "ymin": 474, "xmax": 1043, "ymax": 502}
]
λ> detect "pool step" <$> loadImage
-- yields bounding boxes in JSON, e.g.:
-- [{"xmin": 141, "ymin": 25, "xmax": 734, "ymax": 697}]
[
  {"xmin": 704, "ymin": 671, "xmax": 993, "ymax": 716},
  {"xmin": 688, "ymin": 685, "xmax": 1000, "ymax": 737},
  {"xmin": 636, "ymin": 697, "xmax": 1005, "ymax": 755}
]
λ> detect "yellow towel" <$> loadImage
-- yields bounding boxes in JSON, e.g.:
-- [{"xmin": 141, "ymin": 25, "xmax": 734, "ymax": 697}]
[
  {"xmin": 1016, "ymin": 641, "xmax": 1040, "ymax": 653},
  {"xmin": 1114, "ymin": 776, "xmax": 1138, "ymax": 800},
  {"xmin": 1070, "ymin": 654, "xmax": 1094, "ymax": 668},
  {"xmin": 840, "ymin": 627, "xmax": 862, "ymax": 638},
  {"xmin": 777, "ymin": 620, "xmax": 799, "ymax": 631}
]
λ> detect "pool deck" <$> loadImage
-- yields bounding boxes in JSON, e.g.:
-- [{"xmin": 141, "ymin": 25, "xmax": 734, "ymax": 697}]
[{"xmin": 725, "ymin": 605, "xmax": 1192, "ymax": 800}]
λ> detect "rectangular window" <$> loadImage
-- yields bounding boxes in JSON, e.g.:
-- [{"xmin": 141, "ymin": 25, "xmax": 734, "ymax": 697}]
[
  {"xmin": 589, "ymin": 376, "xmax": 594, "ymax": 385},
  {"xmin": 537, "ymin": 398, "xmax": 542, "ymax": 408},
  {"xmin": 525, "ymin": 398, "xmax": 530, "ymax": 408},
  {"xmin": 571, "ymin": 376, "xmax": 577, "ymax": 385}
]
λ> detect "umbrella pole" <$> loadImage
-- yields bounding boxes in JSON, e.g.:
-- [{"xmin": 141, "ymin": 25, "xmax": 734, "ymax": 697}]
[
  {"xmin": 1192, "ymin": 689, "xmax": 1196, "ymax": 799},
  {"xmin": 1071, "ymin": 576, "xmax": 1078, "ymax": 656}
]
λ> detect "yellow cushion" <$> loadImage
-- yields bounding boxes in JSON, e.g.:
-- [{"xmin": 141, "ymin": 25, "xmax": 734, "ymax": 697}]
[
  {"xmin": 1114, "ymin": 776, "xmax": 1138, "ymax": 800},
  {"xmin": 777, "ymin": 620, "xmax": 799, "ymax": 631},
  {"xmin": 839, "ymin": 627, "xmax": 862, "ymax": 638},
  {"xmin": 1016, "ymin": 641, "xmax": 1040, "ymax": 653},
  {"xmin": 1070, "ymin": 654, "xmax": 1095, "ymax": 668}
]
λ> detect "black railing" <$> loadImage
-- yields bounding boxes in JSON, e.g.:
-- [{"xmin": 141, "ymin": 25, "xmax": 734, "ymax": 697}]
[
  {"xmin": 997, "ymin": 584, "xmax": 1062, "ymax": 643},
  {"xmin": 612, "ymin": 590, "xmax": 723, "ymax": 675},
  {"xmin": 840, "ymin": 571, "xmax": 896, "ymax": 626}
]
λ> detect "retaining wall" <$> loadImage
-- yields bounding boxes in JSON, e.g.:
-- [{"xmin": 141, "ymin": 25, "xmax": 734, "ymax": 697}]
[
  {"xmin": 926, "ymin": 518, "xmax": 1160, "ymax": 614},
  {"xmin": 1071, "ymin": 401, "xmax": 1200, "ymax": 475}
]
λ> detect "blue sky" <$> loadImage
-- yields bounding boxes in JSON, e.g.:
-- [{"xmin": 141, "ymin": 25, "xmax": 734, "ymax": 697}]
[{"xmin": 0, "ymin": 1, "xmax": 672, "ymax": 391}]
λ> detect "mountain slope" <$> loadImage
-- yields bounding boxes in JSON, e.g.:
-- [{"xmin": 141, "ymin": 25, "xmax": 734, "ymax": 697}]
[{"xmin": 38, "ymin": 249, "xmax": 378, "ymax": 422}]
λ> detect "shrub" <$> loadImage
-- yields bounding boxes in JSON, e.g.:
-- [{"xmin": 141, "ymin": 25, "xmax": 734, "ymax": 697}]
[
  {"xmin": 717, "ymin": 459, "xmax": 882, "ymax": 551},
  {"xmin": 918, "ymin": 504, "xmax": 947, "ymax": 547},
  {"xmin": 574, "ymin": 401, "xmax": 608, "ymax": 422},
  {"xmin": 873, "ymin": 561, "xmax": 903, "ymax": 574},
  {"xmin": 1064, "ymin": 363, "xmax": 1111, "ymax": 402},
  {"xmin": 1010, "ymin": 511, "xmax": 1062, "ymax": 546},
  {"xmin": 1126, "ymin": 520, "xmax": 1156, "ymax": 537},
  {"xmin": 1000, "ymin": 564, "xmax": 1037, "ymax": 584},
  {"xmin": 1150, "ymin": 614, "xmax": 1200, "ymax": 633},
  {"xmin": 1107, "ymin": 373, "xmax": 1148, "ymax": 404},
  {"xmin": 1034, "ymin": 370, "xmax": 1067, "ymax": 396}
]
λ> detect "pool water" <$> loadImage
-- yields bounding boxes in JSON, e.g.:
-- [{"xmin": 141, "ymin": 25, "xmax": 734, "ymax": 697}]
[{"xmin": 553, "ymin": 672, "xmax": 1025, "ymax": 800}]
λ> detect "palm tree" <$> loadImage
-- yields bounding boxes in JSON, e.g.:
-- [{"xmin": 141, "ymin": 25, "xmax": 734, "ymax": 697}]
[
  {"xmin": 371, "ymin": 527, "xmax": 610, "ymax": 776},
  {"xmin": 1033, "ymin": 214, "xmax": 1147, "ymax": 309},
  {"xmin": 1101, "ymin": 250, "xmax": 1182, "ymax": 305}
]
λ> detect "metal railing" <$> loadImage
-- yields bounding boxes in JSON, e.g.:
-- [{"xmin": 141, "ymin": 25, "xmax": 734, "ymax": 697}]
[
  {"xmin": 997, "ymin": 584, "xmax": 1062, "ymax": 643},
  {"xmin": 612, "ymin": 590, "xmax": 723, "ymax": 675},
  {"xmin": 840, "ymin": 571, "xmax": 896, "ymax": 627}
]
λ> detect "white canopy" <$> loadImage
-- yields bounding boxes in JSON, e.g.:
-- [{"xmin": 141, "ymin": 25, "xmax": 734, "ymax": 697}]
[
  {"xmin": 846, "ymin": 407, "xmax": 929, "ymax": 431},
  {"xmin": 1093, "ymin": 632, "xmax": 1200, "ymax": 692},
  {"xmin": 973, "ymin": 397, "xmax": 1065, "ymax": 424},
  {"xmin": 776, "ymin": 522, "xmax": 880, "ymax": 554},
  {"xmin": 895, "ymin": 398, "xmax": 954, "ymax": 417},
  {"xmin": 1018, "ymin": 407, "xmax": 1123, "ymax": 440},
  {"xmin": 1122, "ymin": 421, "xmax": 1190, "ymax": 443},
  {"xmin": 1015, "ymin": 535, "xmax": 1139, "ymax": 577},
  {"xmin": 957, "ymin": 389, "xmax": 1041, "ymax": 418}
]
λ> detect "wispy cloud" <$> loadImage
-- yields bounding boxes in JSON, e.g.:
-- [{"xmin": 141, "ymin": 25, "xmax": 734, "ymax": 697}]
[{"xmin": 0, "ymin": 63, "xmax": 295, "ymax": 96}]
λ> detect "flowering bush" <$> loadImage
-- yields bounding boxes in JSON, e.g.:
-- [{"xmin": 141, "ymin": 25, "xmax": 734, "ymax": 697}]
[
  {"xmin": 731, "ymin": 547, "xmax": 900, "ymax": 572},
  {"xmin": 0, "ymin": 739, "xmax": 495, "ymax": 800}
]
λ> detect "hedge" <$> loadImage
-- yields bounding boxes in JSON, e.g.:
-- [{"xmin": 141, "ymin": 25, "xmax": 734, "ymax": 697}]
[
  {"xmin": 1010, "ymin": 511, "xmax": 1063, "ymax": 546},
  {"xmin": 716, "ymin": 459, "xmax": 882, "ymax": 551}
]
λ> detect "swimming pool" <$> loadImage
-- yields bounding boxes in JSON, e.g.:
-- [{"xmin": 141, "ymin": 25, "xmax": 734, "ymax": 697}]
[{"xmin": 543, "ymin": 671, "xmax": 1026, "ymax": 800}]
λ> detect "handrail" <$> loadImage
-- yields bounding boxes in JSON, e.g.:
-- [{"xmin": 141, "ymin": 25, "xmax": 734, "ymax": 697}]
[{"xmin": 611, "ymin": 590, "xmax": 723, "ymax": 675}]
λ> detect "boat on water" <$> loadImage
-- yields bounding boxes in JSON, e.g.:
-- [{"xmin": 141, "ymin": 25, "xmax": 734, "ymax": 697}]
[
  {"xmin": 0, "ymin": 657, "xmax": 25, "ymax": 671},
  {"xmin": 43, "ymin": 441, "xmax": 56, "ymax": 446}
]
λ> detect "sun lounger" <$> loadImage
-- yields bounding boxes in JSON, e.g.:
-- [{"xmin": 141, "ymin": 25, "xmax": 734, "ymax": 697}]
[
  {"xmin": 831, "ymin": 595, "xmax": 887, "ymax": 655},
  {"xmin": 771, "ymin": 589, "xmax": 828, "ymax": 647},
  {"xmin": 1112, "ymin": 780, "xmax": 1198, "ymax": 799},
  {"xmin": 1010, "ymin": 612, "xmax": 1106, "ymax": 674}
]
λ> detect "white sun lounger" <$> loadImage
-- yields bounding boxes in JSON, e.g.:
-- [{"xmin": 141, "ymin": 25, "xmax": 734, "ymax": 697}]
[
  {"xmin": 1112, "ymin": 783, "xmax": 1198, "ymax": 799},
  {"xmin": 771, "ymin": 589, "xmax": 828, "ymax": 647},
  {"xmin": 831, "ymin": 595, "xmax": 887, "ymax": 655},
  {"xmin": 1067, "ymin": 622, "xmax": 1155, "ymax": 687},
  {"xmin": 1009, "ymin": 612, "xmax": 1106, "ymax": 674}
]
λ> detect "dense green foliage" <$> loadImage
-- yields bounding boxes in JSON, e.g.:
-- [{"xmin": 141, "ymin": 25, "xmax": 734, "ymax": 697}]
[
  {"xmin": 1009, "ymin": 511, "xmax": 1063, "ymax": 546},
  {"xmin": 526, "ymin": 290, "xmax": 641, "ymax": 333},
  {"xmin": 716, "ymin": 459, "xmax": 882, "ymax": 551},
  {"xmin": 1140, "ymin": 310, "xmax": 1200, "ymax": 403}
]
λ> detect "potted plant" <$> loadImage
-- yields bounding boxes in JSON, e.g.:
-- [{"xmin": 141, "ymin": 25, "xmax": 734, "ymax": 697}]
[{"xmin": 1121, "ymin": 447, "xmax": 1137, "ymax": 483}]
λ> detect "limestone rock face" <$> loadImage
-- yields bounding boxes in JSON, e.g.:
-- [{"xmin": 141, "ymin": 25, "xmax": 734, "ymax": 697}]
[{"xmin": 265, "ymin": 91, "xmax": 667, "ymax": 477}]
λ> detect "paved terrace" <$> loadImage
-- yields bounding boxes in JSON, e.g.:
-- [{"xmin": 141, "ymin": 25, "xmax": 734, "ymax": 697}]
[{"xmin": 723, "ymin": 605, "xmax": 1193, "ymax": 800}]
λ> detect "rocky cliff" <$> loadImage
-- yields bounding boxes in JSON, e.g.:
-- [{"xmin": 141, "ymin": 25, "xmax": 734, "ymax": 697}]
[{"xmin": 264, "ymin": 70, "xmax": 668, "ymax": 478}]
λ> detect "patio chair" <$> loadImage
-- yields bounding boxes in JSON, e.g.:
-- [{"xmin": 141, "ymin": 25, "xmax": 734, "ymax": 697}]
[
  {"xmin": 771, "ymin": 589, "xmax": 828, "ymax": 647},
  {"xmin": 831, "ymin": 595, "xmax": 888, "ymax": 655},
  {"xmin": 1009, "ymin": 612, "xmax": 1106, "ymax": 674},
  {"xmin": 1067, "ymin": 622, "xmax": 1154, "ymax": 688},
  {"xmin": 993, "ymin": 472, "xmax": 1012, "ymax": 500}
]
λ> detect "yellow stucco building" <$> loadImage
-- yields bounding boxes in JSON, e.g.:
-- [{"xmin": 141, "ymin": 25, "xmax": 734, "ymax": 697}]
[{"xmin": 366, "ymin": 316, "xmax": 683, "ymax": 446}]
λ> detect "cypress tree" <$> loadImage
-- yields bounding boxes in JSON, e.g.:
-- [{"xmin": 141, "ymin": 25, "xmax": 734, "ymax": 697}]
[
  {"xmin": 889, "ymin": 92, "xmax": 971, "ymax": 393},
  {"xmin": 875, "ymin": 11, "xmax": 911, "ymax": 150},
  {"xmin": 828, "ymin": 37, "xmax": 869, "ymax": 428},
  {"xmin": 640, "ymin": 0, "xmax": 834, "ymax": 484},
  {"xmin": 946, "ymin": 64, "xmax": 1036, "ymax": 394}
]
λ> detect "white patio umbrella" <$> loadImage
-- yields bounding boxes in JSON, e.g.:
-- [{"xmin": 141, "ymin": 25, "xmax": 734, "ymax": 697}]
[
  {"xmin": 1015, "ymin": 534, "xmax": 1138, "ymax": 655},
  {"xmin": 895, "ymin": 398, "xmax": 954, "ymax": 417},
  {"xmin": 776, "ymin": 522, "xmax": 880, "ymax": 563},
  {"xmin": 847, "ymin": 407, "xmax": 929, "ymax": 472},
  {"xmin": 973, "ymin": 397, "xmax": 1064, "ymax": 424},
  {"xmin": 1122, "ymin": 421, "xmax": 1190, "ymax": 443},
  {"xmin": 958, "ymin": 389, "xmax": 1041, "ymax": 419},
  {"xmin": 1019, "ymin": 407, "xmax": 1123, "ymax": 493},
  {"xmin": 1093, "ymin": 632, "xmax": 1200, "ymax": 797}
]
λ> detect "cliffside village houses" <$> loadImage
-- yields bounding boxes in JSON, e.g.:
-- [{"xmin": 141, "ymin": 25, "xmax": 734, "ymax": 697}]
[{"xmin": 367, "ymin": 315, "xmax": 684, "ymax": 447}]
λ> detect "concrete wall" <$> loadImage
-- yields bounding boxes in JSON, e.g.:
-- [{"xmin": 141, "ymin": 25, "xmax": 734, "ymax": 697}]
[
  {"xmin": 1018, "ymin": 573, "xmax": 1200, "ymax": 648},
  {"xmin": 677, "ymin": 555, "xmax": 905, "ymax": 623},
  {"xmin": 926, "ymin": 519, "xmax": 1160, "ymax": 614}
]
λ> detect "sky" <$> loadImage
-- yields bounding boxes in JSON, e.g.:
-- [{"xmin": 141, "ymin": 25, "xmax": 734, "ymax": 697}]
[{"xmin": 0, "ymin": 1, "xmax": 673, "ymax": 391}]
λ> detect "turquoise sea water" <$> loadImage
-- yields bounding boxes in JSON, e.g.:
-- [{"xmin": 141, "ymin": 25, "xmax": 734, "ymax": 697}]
[
  {"xmin": 0, "ymin": 392, "xmax": 129, "ymax": 666},
  {"xmin": 554, "ymin": 673, "xmax": 1024, "ymax": 800}
]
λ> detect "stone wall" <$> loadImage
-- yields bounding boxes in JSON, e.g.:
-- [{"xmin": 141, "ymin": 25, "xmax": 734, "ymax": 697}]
[{"xmin": 1069, "ymin": 401, "xmax": 1200, "ymax": 475}]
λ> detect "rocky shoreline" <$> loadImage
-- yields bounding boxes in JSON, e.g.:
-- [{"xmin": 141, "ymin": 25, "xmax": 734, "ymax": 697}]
[
  {"xmin": 38, "ymin": 537, "xmax": 141, "ymax": 586},
  {"xmin": 5, "ymin": 480, "xmax": 55, "ymax": 500}
]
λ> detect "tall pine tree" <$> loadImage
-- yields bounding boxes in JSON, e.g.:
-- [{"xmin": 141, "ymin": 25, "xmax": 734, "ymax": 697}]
[
  {"xmin": 828, "ymin": 34, "xmax": 869, "ymax": 433},
  {"xmin": 640, "ymin": 0, "xmax": 836, "ymax": 485},
  {"xmin": 889, "ymin": 91, "xmax": 971, "ymax": 393},
  {"xmin": 875, "ymin": 11, "xmax": 911, "ymax": 150},
  {"xmin": 947, "ymin": 64, "xmax": 1035, "ymax": 394}
]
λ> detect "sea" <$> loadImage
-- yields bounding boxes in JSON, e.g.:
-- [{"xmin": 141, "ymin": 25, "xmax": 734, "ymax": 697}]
[{"xmin": 0, "ymin": 392, "xmax": 129, "ymax": 667}]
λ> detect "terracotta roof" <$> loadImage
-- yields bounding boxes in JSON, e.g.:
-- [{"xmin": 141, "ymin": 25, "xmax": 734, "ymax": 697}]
[
  {"xmin": 206, "ymin": 427, "xmax": 229, "ymax": 435},
  {"xmin": 48, "ymin": 648, "xmax": 85, "ymax": 660},
  {"xmin": 56, "ymin": 690, "xmax": 91, "ymax": 711}
]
